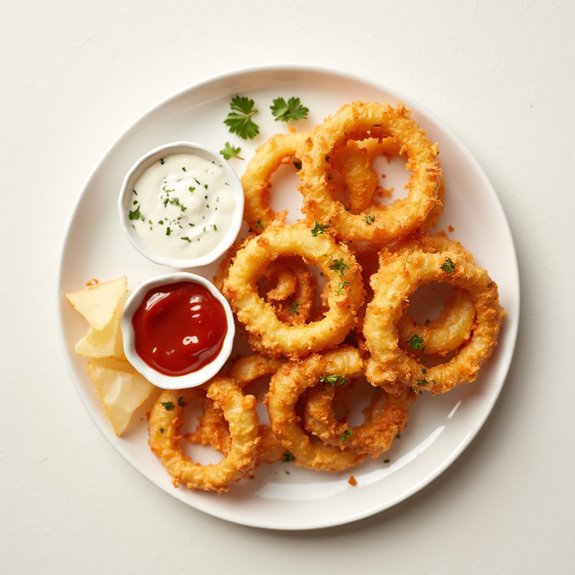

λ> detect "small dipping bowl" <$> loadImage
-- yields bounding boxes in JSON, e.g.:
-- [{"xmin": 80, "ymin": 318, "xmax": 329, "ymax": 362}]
[
  {"xmin": 122, "ymin": 273, "xmax": 235, "ymax": 389},
  {"xmin": 118, "ymin": 141, "xmax": 244, "ymax": 268}
]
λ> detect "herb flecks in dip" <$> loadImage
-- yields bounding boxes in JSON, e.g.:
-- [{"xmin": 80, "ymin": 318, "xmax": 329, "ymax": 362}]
[{"xmin": 128, "ymin": 153, "xmax": 236, "ymax": 260}]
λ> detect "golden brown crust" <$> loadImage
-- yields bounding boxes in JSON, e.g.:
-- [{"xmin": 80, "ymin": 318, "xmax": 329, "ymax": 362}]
[
  {"xmin": 148, "ymin": 378, "xmax": 260, "ymax": 493},
  {"xmin": 223, "ymin": 221, "xmax": 364, "ymax": 359},
  {"xmin": 299, "ymin": 102, "xmax": 442, "ymax": 242}
]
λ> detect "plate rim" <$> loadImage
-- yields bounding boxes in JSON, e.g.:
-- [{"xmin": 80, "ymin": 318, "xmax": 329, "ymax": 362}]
[{"xmin": 56, "ymin": 63, "xmax": 520, "ymax": 530}]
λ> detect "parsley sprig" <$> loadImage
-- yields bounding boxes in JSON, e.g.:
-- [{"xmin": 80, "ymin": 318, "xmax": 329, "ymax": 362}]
[
  {"xmin": 220, "ymin": 142, "xmax": 243, "ymax": 160},
  {"xmin": 224, "ymin": 95, "xmax": 259, "ymax": 140},
  {"xmin": 128, "ymin": 204, "xmax": 143, "ymax": 221},
  {"xmin": 270, "ymin": 97, "xmax": 309, "ymax": 122}
]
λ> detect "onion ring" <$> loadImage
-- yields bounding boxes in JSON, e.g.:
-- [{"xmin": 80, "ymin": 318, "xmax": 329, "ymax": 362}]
[
  {"xmin": 267, "ymin": 346, "xmax": 367, "ymax": 471},
  {"xmin": 304, "ymin": 371, "xmax": 412, "ymax": 458},
  {"xmin": 148, "ymin": 376, "xmax": 260, "ymax": 493},
  {"xmin": 363, "ymin": 244, "xmax": 504, "ymax": 395},
  {"xmin": 241, "ymin": 131, "xmax": 309, "ymax": 232},
  {"xmin": 376, "ymin": 233, "xmax": 477, "ymax": 356},
  {"xmin": 299, "ymin": 101, "xmax": 442, "ymax": 242},
  {"xmin": 223, "ymin": 221, "xmax": 364, "ymax": 358}
]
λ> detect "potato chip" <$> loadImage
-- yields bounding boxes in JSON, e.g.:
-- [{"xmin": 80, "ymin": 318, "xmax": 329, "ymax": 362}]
[
  {"xmin": 65, "ymin": 276, "xmax": 128, "ymax": 359},
  {"xmin": 87, "ymin": 359, "xmax": 158, "ymax": 436},
  {"xmin": 65, "ymin": 276, "xmax": 128, "ymax": 330}
]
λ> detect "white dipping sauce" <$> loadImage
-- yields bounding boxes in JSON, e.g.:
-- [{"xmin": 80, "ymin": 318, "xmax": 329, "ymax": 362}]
[{"xmin": 127, "ymin": 153, "xmax": 237, "ymax": 260}]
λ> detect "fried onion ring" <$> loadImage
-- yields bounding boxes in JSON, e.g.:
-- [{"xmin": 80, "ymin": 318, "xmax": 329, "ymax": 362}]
[
  {"xmin": 242, "ymin": 131, "xmax": 309, "ymax": 232},
  {"xmin": 363, "ymin": 245, "xmax": 504, "ymax": 395},
  {"xmin": 267, "ymin": 346, "xmax": 367, "ymax": 471},
  {"xmin": 380, "ymin": 233, "xmax": 477, "ymax": 356},
  {"xmin": 223, "ymin": 221, "xmax": 364, "ymax": 358},
  {"xmin": 148, "ymin": 377, "xmax": 260, "ymax": 493},
  {"xmin": 304, "ymin": 372, "xmax": 412, "ymax": 458},
  {"xmin": 299, "ymin": 101, "xmax": 442, "ymax": 242}
]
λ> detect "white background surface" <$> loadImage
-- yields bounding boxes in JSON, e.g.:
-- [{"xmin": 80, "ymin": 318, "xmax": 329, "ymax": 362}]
[{"xmin": 2, "ymin": 1, "xmax": 574, "ymax": 573}]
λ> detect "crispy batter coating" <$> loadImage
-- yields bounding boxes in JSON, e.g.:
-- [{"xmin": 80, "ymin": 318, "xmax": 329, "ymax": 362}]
[
  {"xmin": 223, "ymin": 221, "xmax": 364, "ymax": 359},
  {"xmin": 228, "ymin": 354, "xmax": 285, "ymax": 463},
  {"xmin": 304, "ymin": 385, "xmax": 412, "ymax": 459},
  {"xmin": 267, "ymin": 346, "xmax": 367, "ymax": 471},
  {"xmin": 148, "ymin": 377, "xmax": 260, "ymax": 493},
  {"xmin": 299, "ymin": 101, "xmax": 442, "ymax": 242},
  {"xmin": 397, "ymin": 287, "xmax": 476, "ymax": 356},
  {"xmin": 363, "ymin": 244, "xmax": 504, "ymax": 395},
  {"xmin": 259, "ymin": 257, "xmax": 316, "ymax": 325},
  {"xmin": 242, "ymin": 131, "xmax": 309, "ymax": 232}
]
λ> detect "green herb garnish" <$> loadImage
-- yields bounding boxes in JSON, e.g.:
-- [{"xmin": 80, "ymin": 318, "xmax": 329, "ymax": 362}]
[
  {"xmin": 407, "ymin": 334, "xmax": 425, "ymax": 351},
  {"xmin": 336, "ymin": 280, "xmax": 350, "ymax": 295},
  {"xmin": 224, "ymin": 95, "xmax": 259, "ymax": 140},
  {"xmin": 270, "ymin": 96, "xmax": 309, "ymax": 122},
  {"xmin": 220, "ymin": 142, "xmax": 243, "ymax": 160},
  {"xmin": 340, "ymin": 429, "xmax": 353, "ymax": 442},
  {"xmin": 328, "ymin": 257, "xmax": 350, "ymax": 276},
  {"xmin": 311, "ymin": 221, "xmax": 329, "ymax": 237},
  {"xmin": 319, "ymin": 374, "xmax": 350, "ymax": 387},
  {"xmin": 128, "ymin": 204, "xmax": 143, "ymax": 221},
  {"xmin": 441, "ymin": 257, "xmax": 456, "ymax": 273},
  {"xmin": 288, "ymin": 301, "xmax": 300, "ymax": 315}
]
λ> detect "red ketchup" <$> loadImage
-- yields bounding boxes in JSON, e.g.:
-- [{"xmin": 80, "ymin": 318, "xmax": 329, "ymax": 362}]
[{"xmin": 131, "ymin": 281, "xmax": 228, "ymax": 376}]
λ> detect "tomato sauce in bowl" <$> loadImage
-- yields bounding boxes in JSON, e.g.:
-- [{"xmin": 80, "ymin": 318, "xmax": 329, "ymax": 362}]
[
  {"xmin": 122, "ymin": 273, "xmax": 235, "ymax": 389},
  {"xmin": 132, "ymin": 281, "xmax": 228, "ymax": 376}
]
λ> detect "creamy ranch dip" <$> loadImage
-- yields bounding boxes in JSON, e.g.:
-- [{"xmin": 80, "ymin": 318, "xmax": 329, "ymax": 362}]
[{"xmin": 127, "ymin": 153, "xmax": 237, "ymax": 260}]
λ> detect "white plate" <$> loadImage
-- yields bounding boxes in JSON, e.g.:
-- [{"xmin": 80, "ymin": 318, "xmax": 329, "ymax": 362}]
[{"xmin": 57, "ymin": 65, "xmax": 520, "ymax": 530}]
